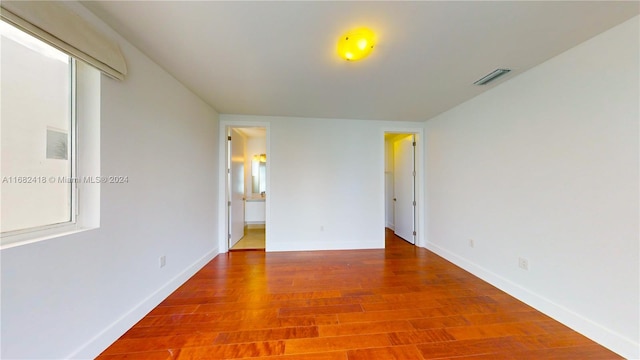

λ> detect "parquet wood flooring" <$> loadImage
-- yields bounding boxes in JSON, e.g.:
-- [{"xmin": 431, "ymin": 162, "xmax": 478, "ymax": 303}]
[{"xmin": 97, "ymin": 229, "xmax": 621, "ymax": 359}]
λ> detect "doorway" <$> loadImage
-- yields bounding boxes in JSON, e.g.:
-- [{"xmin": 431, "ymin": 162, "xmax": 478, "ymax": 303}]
[
  {"xmin": 226, "ymin": 126, "xmax": 267, "ymax": 251},
  {"xmin": 384, "ymin": 132, "xmax": 418, "ymax": 245}
]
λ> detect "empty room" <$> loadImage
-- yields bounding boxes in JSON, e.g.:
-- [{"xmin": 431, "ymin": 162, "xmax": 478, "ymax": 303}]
[{"xmin": 0, "ymin": 1, "xmax": 638, "ymax": 359}]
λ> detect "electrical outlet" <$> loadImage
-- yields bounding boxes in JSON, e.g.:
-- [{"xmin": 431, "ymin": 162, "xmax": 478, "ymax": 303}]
[
  {"xmin": 468, "ymin": 239, "xmax": 475, "ymax": 248},
  {"xmin": 160, "ymin": 255, "xmax": 166, "ymax": 268},
  {"xmin": 518, "ymin": 257, "xmax": 528, "ymax": 270}
]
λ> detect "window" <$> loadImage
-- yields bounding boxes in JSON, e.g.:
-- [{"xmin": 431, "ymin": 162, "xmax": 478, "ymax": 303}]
[{"xmin": 0, "ymin": 20, "xmax": 76, "ymax": 235}]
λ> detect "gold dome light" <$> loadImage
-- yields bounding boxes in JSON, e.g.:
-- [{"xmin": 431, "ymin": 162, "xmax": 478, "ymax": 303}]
[{"xmin": 337, "ymin": 27, "xmax": 376, "ymax": 61}]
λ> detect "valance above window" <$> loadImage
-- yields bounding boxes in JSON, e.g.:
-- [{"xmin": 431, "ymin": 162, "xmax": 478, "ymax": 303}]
[{"xmin": 1, "ymin": 1, "xmax": 127, "ymax": 80}]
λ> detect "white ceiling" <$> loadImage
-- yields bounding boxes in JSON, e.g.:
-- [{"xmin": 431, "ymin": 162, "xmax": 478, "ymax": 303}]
[
  {"xmin": 83, "ymin": 1, "xmax": 639, "ymax": 122},
  {"xmin": 236, "ymin": 127, "xmax": 266, "ymax": 139}
]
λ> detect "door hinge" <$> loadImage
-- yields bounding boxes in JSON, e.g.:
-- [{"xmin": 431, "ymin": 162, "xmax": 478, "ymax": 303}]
[
  {"xmin": 412, "ymin": 141, "xmax": 416, "ymax": 147},
  {"xmin": 413, "ymin": 200, "xmax": 416, "ymax": 206},
  {"xmin": 228, "ymin": 201, "xmax": 231, "ymax": 206},
  {"xmin": 228, "ymin": 136, "xmax": 232, "ymax": 141},
  {"xmin": 412, "ymin": 171, "xmax": 416, "ymax": 177},
  {"xmin": 228, "ymin": 233, "xmax": 231, "ymax": 240},
  {"xmin": 413, "ymin": 231, "xmax": 417, "ymax": 236}
]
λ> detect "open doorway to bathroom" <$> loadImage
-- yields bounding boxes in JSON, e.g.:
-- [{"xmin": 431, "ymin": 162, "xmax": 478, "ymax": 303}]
[
  {"xmin": 227, "ymin": 126, "xmax": 266, "ymax": 251},
  {"xmin": 384, "ymin": 132, "xmax": 417, "ymax": 246}
]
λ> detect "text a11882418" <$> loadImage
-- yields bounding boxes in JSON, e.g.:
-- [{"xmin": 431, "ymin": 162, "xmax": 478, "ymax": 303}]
[{"xmin": 1, "ymin": 176, "xmax": 129, "ymax": 184}]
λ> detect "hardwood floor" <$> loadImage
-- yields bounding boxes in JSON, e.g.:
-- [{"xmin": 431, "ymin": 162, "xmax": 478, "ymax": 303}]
[{"xmin": 97, "ymin": 229, "xmax": 621, "ymax": 359}]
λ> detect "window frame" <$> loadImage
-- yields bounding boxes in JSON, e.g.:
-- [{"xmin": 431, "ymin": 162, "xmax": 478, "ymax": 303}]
[{"xmin": 1, "ymin": 23, "xmax": 81, "ymax": 244}]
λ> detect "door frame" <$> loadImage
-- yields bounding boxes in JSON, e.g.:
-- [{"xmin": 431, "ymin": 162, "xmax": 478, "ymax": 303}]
[
  {"xmin": 383, "ymin": 127, "xmax": 426, "ymax": 248},
  {"xmin": 218, "ymin": 117, "xmax": 270, "ymax": 253}
]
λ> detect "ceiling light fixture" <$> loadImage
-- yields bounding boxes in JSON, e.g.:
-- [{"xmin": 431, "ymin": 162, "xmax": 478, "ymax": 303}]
[
  {"xmin": 473, "ymin": 68, "xmax": 511, "ymax": 85},
  {"xmin": 337, "ymin": 27, "xmax": 376, "ymax": 61}
]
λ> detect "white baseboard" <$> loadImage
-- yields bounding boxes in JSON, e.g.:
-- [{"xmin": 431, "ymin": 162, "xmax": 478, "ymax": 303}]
[
  {"xmin": 425, "ymin": 242, "xmax": 639, "ymax": 359},
  {"xmin": 67, "ymin": 248, "xmax": 219, "ymax": 359}
]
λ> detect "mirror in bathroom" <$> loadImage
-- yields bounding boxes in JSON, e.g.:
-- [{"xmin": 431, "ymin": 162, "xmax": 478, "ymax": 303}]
[{"xmin": 251, "ymin": 153, "xmax": 266, "ymax": 195}]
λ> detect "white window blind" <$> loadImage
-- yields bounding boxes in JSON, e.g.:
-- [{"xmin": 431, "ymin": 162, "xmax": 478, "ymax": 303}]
[{"xmin": 1, "ymin": 1, "xmax": 127, "ymax": 80}]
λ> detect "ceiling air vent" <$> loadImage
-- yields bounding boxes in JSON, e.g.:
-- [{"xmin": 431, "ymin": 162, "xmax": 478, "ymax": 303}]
[{"xmin": 473, "ymin": 68, "xmax": 511, "ymax": 85}]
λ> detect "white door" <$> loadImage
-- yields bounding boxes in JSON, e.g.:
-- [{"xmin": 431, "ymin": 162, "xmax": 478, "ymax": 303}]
[
  {"xmin": 229, "ymin": 129, "xmax": 245, "ymax": 248},
  {"xmin": 394, "ymin": 134, "xmax": 415, "ymax": 244}
]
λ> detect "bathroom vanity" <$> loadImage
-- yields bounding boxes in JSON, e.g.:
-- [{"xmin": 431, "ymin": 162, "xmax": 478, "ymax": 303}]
[{"xmin": 245, "ymin": 194, "xmax": 265, "ymax": 225}]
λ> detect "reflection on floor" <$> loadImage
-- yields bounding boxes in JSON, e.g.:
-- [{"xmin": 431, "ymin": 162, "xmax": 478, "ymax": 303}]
[
  {"xmin": 98, "ymin": 229, "xmax": 621, "ymax": 359},
  {"xmin": 230, "ymin": 226, "xmax": 265, "ymax": 250}
]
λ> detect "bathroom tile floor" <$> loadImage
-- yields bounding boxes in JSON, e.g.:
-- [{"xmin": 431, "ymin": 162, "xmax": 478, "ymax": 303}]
[{"xmin": 231, "ymin": 227, "xmax": 265, "ymax": 250}]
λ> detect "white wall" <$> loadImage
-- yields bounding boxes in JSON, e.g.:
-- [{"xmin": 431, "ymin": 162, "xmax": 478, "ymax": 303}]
[
  {"xmin": 221, "ymin": 115, "xmax": 425, "ymax": 252},
  {"xmin": 268, "ymin": 116, "xmax": 380, "ymax": 251},
  {"xmin": 0, "ymin": 3, "xmax": 220, "ymax": 359},
  {"xmin": 424, "ymin": 16, "xmax": 639, "ymax": 358}
]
